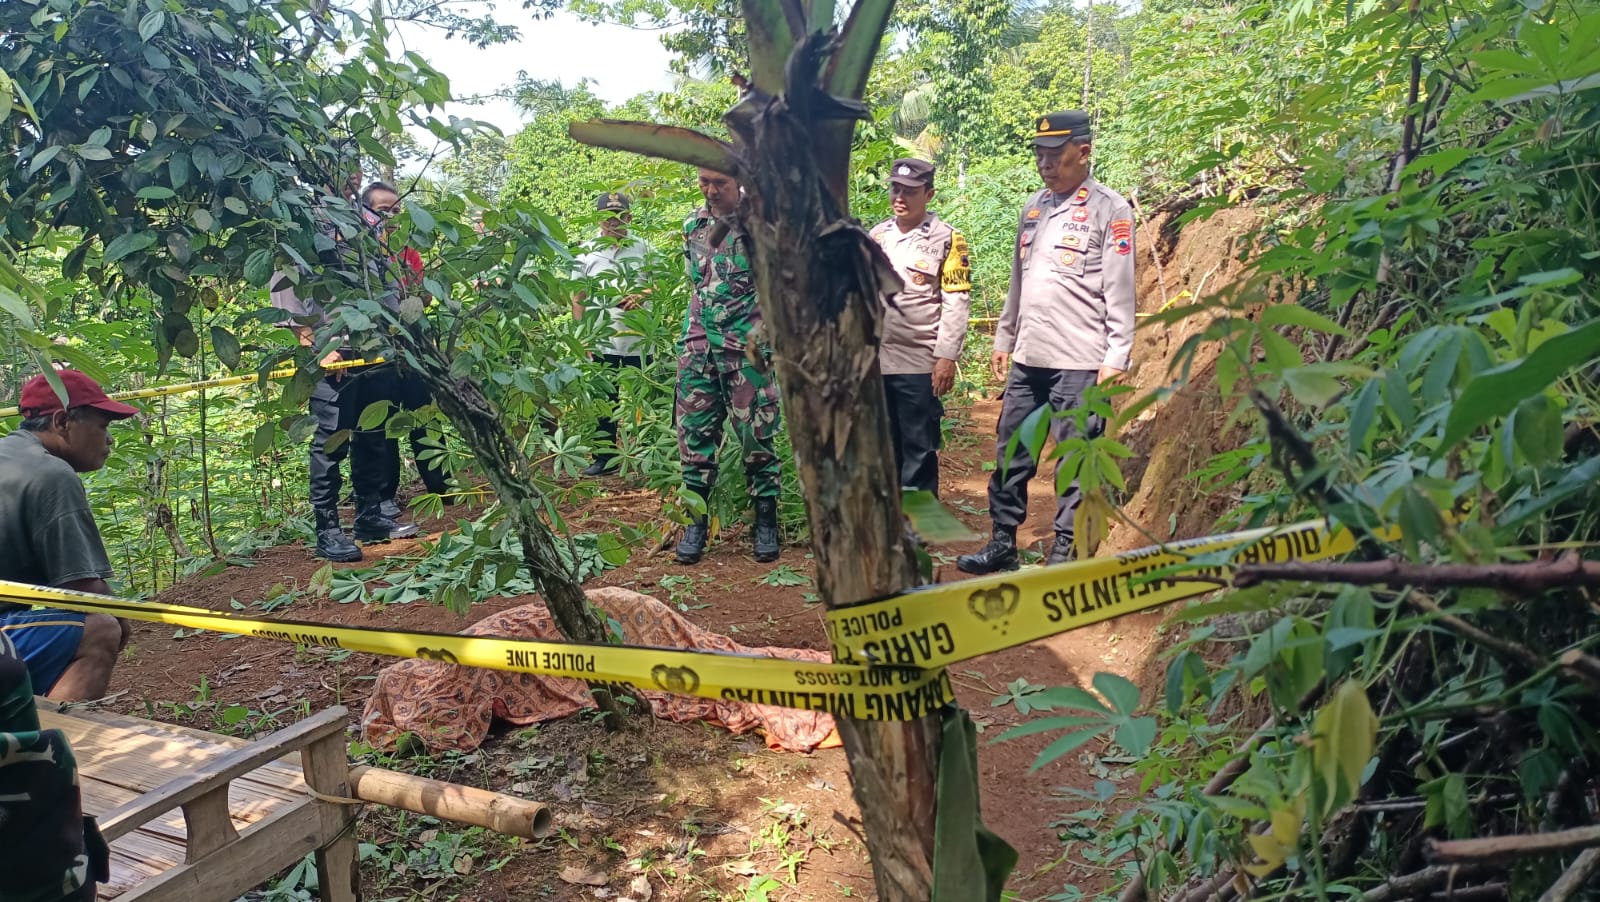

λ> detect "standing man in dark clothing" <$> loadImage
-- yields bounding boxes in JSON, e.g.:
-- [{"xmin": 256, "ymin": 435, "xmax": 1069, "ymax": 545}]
[
  {"xmin": 869, "ymin": 159, "xmax": 972, "ymax": 496},
  {"xmin": 572, "ymin": 191, "xmax": 652, "ymax": 477},
  {"xmin": 0, "ymin": 370, "xmax": 134, "ymax": 700},
  {"xmin": 674, "ymin": 169, "xmax": 783, "ymax": 565},
  {"xmin": 958, "ymin": 111, "xmax": 1137, "ymax": 574},
  {"xmin": 360, "ymin": 180, "xmax": 450, "ymax": 510}
]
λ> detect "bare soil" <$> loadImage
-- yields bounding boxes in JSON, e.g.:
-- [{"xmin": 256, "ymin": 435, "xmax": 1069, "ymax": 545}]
[{"xmin": 103, "ymin": 208, "xmax": 1255, "ymax": 902}]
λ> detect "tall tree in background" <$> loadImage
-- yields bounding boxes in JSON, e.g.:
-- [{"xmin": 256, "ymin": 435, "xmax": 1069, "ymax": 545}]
[{"xmin": 570, "ymin": 0, "xmax": 1015, "ymax": 897}]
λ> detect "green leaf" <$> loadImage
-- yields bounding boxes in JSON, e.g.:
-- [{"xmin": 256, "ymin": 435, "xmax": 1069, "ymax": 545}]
[
  {"xmin": 1441, "ymin": 318, "xmax": 1600, "ymax": 449},
  {"xmin": 1311, "ymin": 680, "xmax": 1377, "ymax": 813},
  {"xmin": 1114, "ymin": 716, "xmax": 1157, "ymax": 757},
  {"xmin": 137, "ymin": 186, "xmax": 177, "ymax": 200},
  {"xmin": 1260, "ymin": 303, "xmax": 1350, "ymax": 336},
  {"xmin": 139, "ymin": 9, "xmax": 166, "ymax": 42},
  {"xmin": 223, "ymin": 196, "xmax": 249, "ymax": 216},
  {"xmin": 357, "ymin": 400, "xmax": 393, "ymax": 430},
  {"xmin": 1511, "ymin": 394, "xmax": 1563, "ymax": 466},
  {"xmin": 210, "ymin": 326, "xmax": 242, "ymax": 370},
  {"xmin": 1092, "ymin": 672, "xmax": 1140, "ymax": 716},
  {"xmin": 901, "ymin": 490, "xmax": 978, "ymax": 543},
  {"xmin": 1282, "ymin": 367, "xmax": 1344, "ymax": 408},
  {"xmin": 76, "ymin": 145, "xmax": 113, "ymax": 161},
  {"xmin": 252, "ymin": 423, "xmax": 275, "ymax": 458},
  {"xmin": 992, "ymin": 714, "xmax": 1103, "ymax": 743},
  {"xmin": 172, "ymin": 328, "xmax": 199, "ymax": 358},
  {"xmin": 567, "ymin": 120, "xmax": 737, "ymax": 174},
  {"xmin": 193, "ymin": 209, "xmax": 215, "ymax": 232},
  {"xmin": 243, "ymin": 249, "xmax": 273, "ymax": 286},
  {"xmin": 103, "ymin": 230, "xmax": 158, "ymax": 262},
  {"xmin": 1030, "ymin": 728, "xmax": 1104, "ymax": 771},
  {"xmin": 405, "ymin": 199, "xmax": 435, "ymax": 235}
]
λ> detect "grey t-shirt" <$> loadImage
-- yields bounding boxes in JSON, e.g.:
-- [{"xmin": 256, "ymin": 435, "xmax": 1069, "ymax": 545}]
[{"xmin": 0, "ymin": 431, "xmax": 114, "ymax": 610}]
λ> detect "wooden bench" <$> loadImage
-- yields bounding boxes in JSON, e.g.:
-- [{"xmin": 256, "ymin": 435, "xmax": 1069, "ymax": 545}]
[{"xmin": 38, "ymin": 701, "xmax": 360, "ymax": 902}]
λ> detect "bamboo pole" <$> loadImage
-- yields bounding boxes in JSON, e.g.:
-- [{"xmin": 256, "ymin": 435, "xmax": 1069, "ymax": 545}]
[{"xmin": 348, "ymin": 766, "xmax": 553, "ymax": 839}]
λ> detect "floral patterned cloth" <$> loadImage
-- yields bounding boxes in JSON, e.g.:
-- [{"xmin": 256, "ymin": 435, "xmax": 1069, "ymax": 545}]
[{"xmin": 360, "ymin": 587, "xmax": 841, "ymax": 753}]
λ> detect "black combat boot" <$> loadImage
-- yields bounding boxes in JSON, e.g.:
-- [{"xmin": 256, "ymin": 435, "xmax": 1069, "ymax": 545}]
[
  {"xmin": 1046, "ymin": 534, "xmax": 1076, "ymax": 565},
  {"xmin": 581, "ymin": 455, "xmax": 619, "ymax": 477},
  {"xmin": 380, "ymin": 498, "xmax": 404, "ymax": 520},
  {"xmin": 753, "ymin": 497, "xmax": 781, "ymax": 563},
  {"xmin": 314, "ymin": 508, "xmax": 362, "ymax": 563},
  {"xmin": 353, "ymin": 495, "xmax": 420, "ymax": 542},
  {"xmin": 676, "ymin": 516, "xmax": 709, "ymax": 564},
  {"xmin": 956, "ymin": 526, "xmax": 1019, "ymax": 575}
]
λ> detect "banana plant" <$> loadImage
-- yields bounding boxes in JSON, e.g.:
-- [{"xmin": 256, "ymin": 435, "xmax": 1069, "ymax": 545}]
[{"xmin": 570, "ymin": 0, "xmax": 1016, "ymax": 898}]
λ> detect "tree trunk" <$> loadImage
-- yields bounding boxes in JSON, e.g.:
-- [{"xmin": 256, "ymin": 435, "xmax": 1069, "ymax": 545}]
[
  {"xmin": 732, "ymin": 47, "xmax": 945, "ymax": 900},
  {"xmin": 386, "ymin": 328, "xmax": 633, "ymax": 726}
]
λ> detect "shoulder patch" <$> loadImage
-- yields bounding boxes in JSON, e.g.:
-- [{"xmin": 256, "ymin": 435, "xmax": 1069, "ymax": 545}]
[
  {"xmin": 941, "ymin": 230, "xmax": 972, "ymax": 293},
  {"xmin": 1110, "ymin": 219, "xmax": 1133, "ymax": 255}
]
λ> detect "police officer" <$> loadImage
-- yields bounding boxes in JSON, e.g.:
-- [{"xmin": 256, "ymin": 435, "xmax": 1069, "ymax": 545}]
[
  {"xmin": 572, "ymin": 191, "xmax": 652, "ymax": 477},
  {"xmin": 870, "ymin": 159, "xmax": 971, "ymax": 495},
  {"xmin": 957, "ymin": 110, "xmax": 1136, "ymax": 574},
  {"xmin": 674, "ymin": 168, "xmax": 783, "ymax": 565}
]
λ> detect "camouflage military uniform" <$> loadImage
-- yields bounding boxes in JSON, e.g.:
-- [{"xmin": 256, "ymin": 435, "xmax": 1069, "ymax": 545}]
[
  {"xmin": 0, "ymin": 633, "xmax": 107, "ymax": 902},
  {"xmin": 675, "ymin": 207, "xmax": 782, "ymax": 499}
]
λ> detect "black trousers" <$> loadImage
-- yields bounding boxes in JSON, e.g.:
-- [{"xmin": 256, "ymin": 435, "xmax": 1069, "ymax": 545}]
[
  {"xmin": 382, "ymin": 367, "xmax": 449, "ymax": 497},
  {"xmin": 883, "ymin": 373, "xmax": 942, "ymax": 494},
  {"xmin": 595, "ymin": 353, "xmax": 643, "ymax": 454},
  {"xmin": 987, "ymin": 364, "xmax": 1102, "ymax": 537},
  {"xmin": 309, "ymin": 372, "xmax": 388, "ymax": 513}
]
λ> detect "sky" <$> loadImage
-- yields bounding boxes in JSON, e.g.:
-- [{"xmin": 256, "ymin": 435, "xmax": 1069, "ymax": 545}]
[{"xmin": 390, "ymin": 7, "xmax": 680, "ymax": 139}]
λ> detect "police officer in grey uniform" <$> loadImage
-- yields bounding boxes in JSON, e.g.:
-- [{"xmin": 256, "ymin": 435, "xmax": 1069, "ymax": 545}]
[
  {"xmin": 870, "ymin": 159, "xmax": 972, "ymax": 495},
  {"xmin": 957, "ymin": 110, "xmax": 1137, "ymax": 574}
]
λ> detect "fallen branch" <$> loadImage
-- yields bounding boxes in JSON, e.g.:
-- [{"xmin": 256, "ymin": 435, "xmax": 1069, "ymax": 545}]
[
  {"xmin": 1537, "ymin": 848, "xmax": 1600, "ymax": 902},
  {"xmin": 1359, "ymin": 865, "xmax": 1495, "ymax": 902},
  {"xmin": 1428, "ymin": 825, "xmax": 1600, "ymax": 866},
  {"xmin": 1233, "ymin": 555, "xmax": 1600, "ymax": 592}
]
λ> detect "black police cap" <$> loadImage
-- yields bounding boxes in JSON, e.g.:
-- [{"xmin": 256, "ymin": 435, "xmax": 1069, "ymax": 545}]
[
  {"xmin": 595, "ymin": 192, "xmax": 631, "ymax": 213},
  {"xmin": 1032, "ymin": 110, "xmax": 1092, "ymax": 148},
  {"xmin": 888, "ymin": 158, "xmax": 935, "ymax": 187}
]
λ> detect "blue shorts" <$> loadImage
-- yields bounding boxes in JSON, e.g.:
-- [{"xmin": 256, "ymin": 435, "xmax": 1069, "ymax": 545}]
[{"xmin": 0, "ymin": 608, "xmax": 87, "ymax": 695}]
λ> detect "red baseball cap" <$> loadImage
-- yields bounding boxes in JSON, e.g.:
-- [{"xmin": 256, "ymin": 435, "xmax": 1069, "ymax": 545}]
[{"xmin": 18, "ymin": 370, "xmax": 139, "ymax": 419}]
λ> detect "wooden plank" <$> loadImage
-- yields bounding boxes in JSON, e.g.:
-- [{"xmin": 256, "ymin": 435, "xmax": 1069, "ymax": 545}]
[
  {"xmin": 181, "ymin": 785, "xmax": 241, "ymax": 862},
  {"xmin": 97, "ymin": 707, "xmax": 348, "ymax": 842},
  {"xmin": 115, "ymin": 802, "xmax": 327, "ymax": 902},
  {"xmin": 41, "ymin": 711, "xmax": 305, "ymax": 796}
]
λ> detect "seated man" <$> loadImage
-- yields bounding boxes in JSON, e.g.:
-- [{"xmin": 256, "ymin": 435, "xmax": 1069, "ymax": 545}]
[{"xmin": 0, "ymin": 370, "xmax": 134, "ymax": 700}]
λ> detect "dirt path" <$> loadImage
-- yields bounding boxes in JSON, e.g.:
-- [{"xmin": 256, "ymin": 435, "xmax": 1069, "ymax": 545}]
[{"xmin": 105, "ymin": 208, "xmax": 1255, "ymax": 901}]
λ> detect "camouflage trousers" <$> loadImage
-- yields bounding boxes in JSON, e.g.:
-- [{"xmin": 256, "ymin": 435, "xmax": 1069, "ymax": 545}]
[{"xmin": 675, "ymin": 343, "xmax": 782, "ymax": 499}]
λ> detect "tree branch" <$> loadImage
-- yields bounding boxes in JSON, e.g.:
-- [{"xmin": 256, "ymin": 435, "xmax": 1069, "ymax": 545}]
[
  {"xmin": 1233, "ymin": 555, "xmax": 1600, "ymax": 592},
  {"xmin": 1428, "ymin": 825, "xmax": 1600, "ymax": 866},
  {"xmin": 1359, "ymin": 864, "xmax": 1496, "ymax": 902},
  {"xmin": 1537, "ymin": 848, "xmax": 1600, "ymax": 902}
]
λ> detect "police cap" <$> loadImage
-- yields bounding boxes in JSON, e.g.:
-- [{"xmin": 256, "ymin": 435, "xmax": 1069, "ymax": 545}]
[
  {"xmin": 595, "ymin": 192, "xmax": 631, "ymax": 213},
  {"xmin": 888, "ymin": 158, "xmax": 935, "ymax": 188},
  {"xmin": 1032, "ymin": 110, "xmax": 1092, "ymax": 148}
]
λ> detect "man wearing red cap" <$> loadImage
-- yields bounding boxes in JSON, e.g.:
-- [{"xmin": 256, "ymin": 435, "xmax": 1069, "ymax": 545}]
[{"xmin": 0, "ymin": 371, "xmax": 136, "ymax": 700}]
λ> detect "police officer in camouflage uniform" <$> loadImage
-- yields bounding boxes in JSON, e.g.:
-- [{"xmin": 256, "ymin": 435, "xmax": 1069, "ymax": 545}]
[
  {"xmin": 958, "ymin": 110, "xmax": 1137, "ymax": 574},
  {"xmin": 870, "ymin": 158, "xmax": 972, "ymax": 495},
  {"xmin": 674, "ymin": 168, "xmax": 783, "ymax": 565}
]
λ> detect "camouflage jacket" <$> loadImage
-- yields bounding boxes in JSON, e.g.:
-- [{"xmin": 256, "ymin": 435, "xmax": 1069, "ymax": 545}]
[{"xmin": 682, "ymin": 207, "xmax": 762, "ymax": 353}]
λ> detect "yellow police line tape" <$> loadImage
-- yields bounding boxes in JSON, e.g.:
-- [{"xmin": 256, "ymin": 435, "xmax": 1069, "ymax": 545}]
[
  {"xmin": 0, "ymin": 517, "xmax": 1395, "ymax": 720},
  {"xmin": 0, "ymin": 358, "xmax": 382, "ymax": 419}
]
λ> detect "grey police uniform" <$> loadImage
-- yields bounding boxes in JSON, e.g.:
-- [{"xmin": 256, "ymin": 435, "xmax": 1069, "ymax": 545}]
[
  {"xmin": 988, "ymin": 176, "xmax": 1137, "ymax": 539},
  {"xmin": 871, "ymin": 210, "xmax": 972, "ymax": 493}
]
